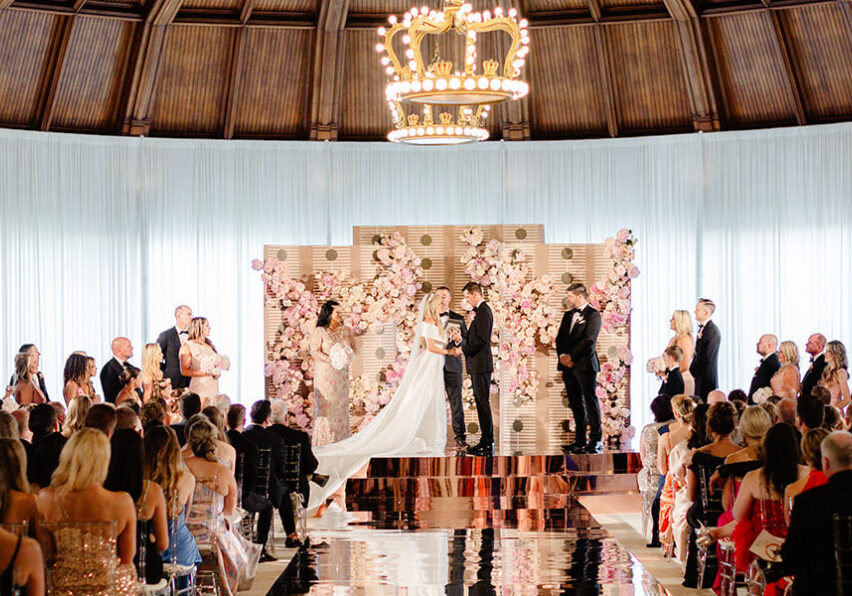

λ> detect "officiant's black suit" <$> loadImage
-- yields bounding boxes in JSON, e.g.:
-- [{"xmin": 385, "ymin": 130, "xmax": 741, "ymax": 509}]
[
  {"xmin": 556, "ymin": 304, "xmax": 602, "ymax": 446},
  {"xmin": 690, "ymin": 320, "xmax": 721, "ymax": 402},
  {"xmin": 442, "ymin": 310, "xmax": 469, "ymax": 443},
  {"xmin": 157, "ymin": 327, "xmax": 191, "ymax": 389},
  {"xmin": 462, "ymin": 301, "xmax": 494, "ymax": 446},
  {"xmin": 748, "ymin": 351, "xmax": 780, "ymax": 403},
  {"xmin": 659, "ymin": 368, "xmax": 685, "ymax": 398},
  {"xmin": 801, "ymin": 353, "xmax": 827, "ymax": 400}
]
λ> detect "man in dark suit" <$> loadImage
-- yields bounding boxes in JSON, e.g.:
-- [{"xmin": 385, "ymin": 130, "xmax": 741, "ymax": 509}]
[
  {"xmin": 659, "ymin": 345, "xmax": 685, "ymax": 397},
  {"xmin": 170, "ymin": 392, "xmax": 201, "ymax": 447},
  {"xmin": 748, "ymin": 334, "xmax": 780, "ymax": 402},
  {"xmin": 9, "ymin": 344, "xmax": 49, "ymax": 401},
  {"xmin": 779, "ymin": 431, "xmax": 852, "ymax": 594},
  {"xmin": 157, "ymin": 305, "xmax": 193, "ymax": 390},
  {"xmin": 689, "ymin": 298, "xmax": 721, "ymax": 402},
  {"xmin": 100, "ymin": 337, "xmax": 134, "ymax": 404},
  {"xmin": 27, "ymin": 403, "xmax": 67, "ymax": 489},
  {"xmin": 268, "ymin": 399, "xmax": 320, "ymax": 510},
  {"xmin": 461, "ymin": 282, "xmax": 494, "ymax": 456},
  {"xmin": 436, "ymin": 285, "xmax": 469, "ymax": 450},
  {"xmin": 801, "ymin": 333, "xmax": 828, "ymax": 400},
  {"xmin": 243, "ymin": 400, "xmax": 301, "ymax": 548},
  {"xmin": 556, "ymin": 282, "xmax": 603, "ymax": 454}
]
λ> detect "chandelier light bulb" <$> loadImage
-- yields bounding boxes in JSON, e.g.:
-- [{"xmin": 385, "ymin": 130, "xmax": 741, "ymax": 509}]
[
  {"xmin": 377, "ymin": 27, "xmax": 386, "ymax": 35},
  {"xmin": 376, "ymin": 43, "xmax": 384, "ymax": 52},
  {"xmin": 509, "ymin": 7, "xmax": 517, "ymax": 16},
  {"xmin": 388, "ymin": 14, "xmax": 397, "ymax": 23}
]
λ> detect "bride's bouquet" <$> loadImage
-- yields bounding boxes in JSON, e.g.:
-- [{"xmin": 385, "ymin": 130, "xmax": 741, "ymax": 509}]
[
  {"xmin": 329, "ymin": 343, "xmax": 354, "ymax": 371},
  {"xmin": 200, "ymin": 354, "xmax": 231, "ymax": 377},
  {"xmin": 646, "ymin": 357, "xmax": 666, "ymax": 376}
]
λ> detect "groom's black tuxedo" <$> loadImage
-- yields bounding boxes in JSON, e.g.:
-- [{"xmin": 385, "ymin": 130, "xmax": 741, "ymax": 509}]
[
  {"xmin": 462, "ymin": 301, "xmax": 494, "ymax": 444},
  {"xmin": 748, "ymin": 351, "xmax": 781, "ymax": 403},
  {"xmin": 556, "ymin": 304, "xmax": 602, "ymax": 445},
  {"xmin": 690, "ymin": 320, "xmax": 721, "ymax": 402},
  {"xmin": 157, "ymin": 327, "xmax": 191, "ymax": 389},
  {"xmin": 442, "ymin": 310, "xmax": 468, "ymax": 442}
]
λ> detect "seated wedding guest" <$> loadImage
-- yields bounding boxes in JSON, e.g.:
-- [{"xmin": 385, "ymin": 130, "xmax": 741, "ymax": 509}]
[
  {"xmin": 11, "ymin": 410, "xmax": 30, "ymax": 443},
  {"xmin": 184, "ymin": 419, "xmax": 255, "ymax": 594},
  {"xmin": 669, "ymin": 404, "xmax": 708, "ymax": 572},
  {"xmin": 200, "ymin": 406, "xmax": 236, "ymax": 471},
  {"xmin": 62, "ymin": 394, "xmax": 92, "ymax": 437},
  {"xmin": 819, "ymin": 340, "xmax": 851, "ymax": 411},
  {"xmin": 244, "ymin": 400, "xmax": 302, "ymax": 548},
  {"xmin": 143, "ymin": 426, "xmax": 201, "ymax": 572},
  {"xmin": 101, "ymin": 337, "xmax": 135, "ymax": 404},
  {"xmin": 212, "ymin": 394, "xmax": 230, "ymax": 417},
  {"xmin": 801, "ymin": 333, "xmax": 828, "ymax": 399},
  {"xmin": 657, "ymin": 395, "xmax": 695, "ymax": 555},
  {"xmin": 36, "ymin": 428, "xmax": 138, "ymax": 592},
  {"xmin": 171, "ymin": 392, "xmax": 201, "ymax": 447},
  {"xmin": 706, "ymin": 390, "xmax": 726, "ymax": 405},
  {"xmin": 85, "ymin": 357, "xmax": 101, "ymax": 402},
  {"xmin": 84, "ymin": 403, "xmax": 117, "ymax": 437},
  {"xmin": 783, "ymin": 427, "xmax": 829, "ymax": 525},
  {"xmin": 115, "ymin": 406, "xmax": 142, "ymax": 434},
  {"xmin": 105, "ymin": 428, "xmax": 168, "ymax": 585},
  {"xmin": 770, "ymin": 340, "xmax": 801, "ymax": 400},
  {"xmin": 14, "ymin": 353, "xmax": 46, "ymax": 406},
  {"xmin": 797, "ymin": 396, "xmax": 825, "ymax": 433},
  {"xmin": 0, "ymin": 521, "xmax": 44, "ymax": 594},
  {"xmin": 658, "ymin": 346, "xmax": 685, "ymax": 398},
  {"xmin": 749, "ymin": 335, "xmax": 780, "ymax": 402},
  {"xmin": 824, "ymin": 405, "xmax": 846, "ymax": 431},
  {"xmin": 269, "ymin": 399, "xmax": 319, "ymax": 510},
  {"xmin": 640, "ymin": 395, "xmax": 673, "ymax": 548},
  {"xmin": 778, "ymin": 398, "xmax": 797, "ymax": 428},
  {"xmin": 141, "ymin": 343, "xmax": 171, "ymax": 404},
  {"xmin": 115, "ymin": 366, "xmax": 142, "ymax": 406},
  {"xmin": 812, "ymin": 385, "xmax": 832, "ymax": 405},
  {"xmin": 27, "ymin": 403, "xmax": 66, "ymax": 489},
  {"xmin": 226, "ymin": 404, "xmax": 276, "ymax": 563},
  {"xmin": 0, "ymin": 439, "xmax": 37, "ymax": 528},
  {"xmin": 62, "ymin": 353, "xmax": 90, "ymax": 405},
  {"xmin": 761, "ymin": 400, "xmax": 780, "ymax": 424},
  {"xmin": 0, "ymin": 412, "xmax": 17, "ymax": 439},
  {"xmin": 141, "ymin": 399, "xmax": 168, "ymax": 433}
]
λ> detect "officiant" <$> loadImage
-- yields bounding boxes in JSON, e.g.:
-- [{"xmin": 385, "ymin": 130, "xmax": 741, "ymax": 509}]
[{"xmin": 436, "ymin": 286, "xmax": 469, "ymax": 451}]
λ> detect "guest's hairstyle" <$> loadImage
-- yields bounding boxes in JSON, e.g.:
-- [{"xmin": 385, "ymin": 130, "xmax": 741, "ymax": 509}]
[
  {"xmin": 201, "ymin": 406, "xmax": 229, "ymax": 443},
  {"xmin": 707, "ymin": 402, "xmax": 737, "ymax": 437},
  {"xmin": 11, "ymin": 410, "xmax": 28, "ymax": 439},
  {"xmin": 767, "ymin": 395, "xmax": 783, "ymax": 407},
  {"xmin": 761, "ymin": 401, "xmax": 780, "ymax": 424},
  {"xmin": 50, "ymin": 428, "xmax": 111, "ymax": 494},
  {"xmin": 801, "ymin": 428, "xmax": 829, "ymax": 470},
  {"xmin": 728, "ymin": 389, "xmax": 748, "ymax": 403},
  {"xmin": 822, "ymin": 340, "xmax": 849, "ymax": 385},
  {"xmin": 0, "ymin": 439, "xmax": 30, "ymax": 510},
  {"xmin": 84, "ymin": 403, "xmax": 118, "ymax": 435},
  {"xmin": 650, "ymin": 395, "xmax": 674, "ymax": 423},
  {"xmin": 812, "ymin": 386, "xmax": 832, "ymax": 405},
  {"xmin": 14, "ymin": 352, "xmax": 32, "ymax": 383},
  {"xmin": 671, "ymin": 310, "xmax": 693, "ymax": 339},
  {"xmin": 124, "ymin": 400, "xmax": 141, "ymax": 416},
  {"xmin": 142, "ymin": 344, "xmax": 165, "ymax": 382},
  {"xmin": 316, "ymin": 301, "xmax": 340, "ymax": 329},
  {"xmin": 462, "ymin": 281, "xmax": 483, "ymax": 296},
  {"xmin": 18, "ymin": 344, "xmax": 35, "ymax": 354},
  {"xmin": 671, "ymin": 394, "xmax": 695, "ymax": 423},
  {"xmin": 664, "ymin": 345, "xmax": 683, "ymax": 364},
  {"xmin": 187, "ymin": 317, "xmax": 216, "ymax": 352},
  {"xmin": 739, "ymin": 406, "xmax": 772, "ymax": 441},
  {"xmin": 104, "ymin": 428, "xmax": 144, "ymax": 502},
  {"xmin": 823, "ymin": 405, "xmax": 845, "ymax": 431},
  {"xmin": 28, "ymin": 403, "xmax": 57, "ymax": 435},
  {"xmin": 761, "ymin": 423, "xmax": 802, "ymax": 497},
  {"xmin": 778, "ymin": 398, "xmax": 798, "ymax": 427},
  {"xmin": 118, "ymin": 365, "xmax": 141, "ymax": 388},
  {"xmin": 697, "ymin": 298, "xmax": 716, "ymax": 315},
  {"xmin": 180, "ymin": 392, "xmax": 202, "ymax": 420},
  {"xmin": 822, "ymin": 431, "xmax": 852, "ymax": 471},
  {"xmin": 187, "ymin": 419, "xmax": 219, "ymax": 463},
  {"xmin": 212, "ymin": 394, "xmax": 231, "ymax": 416},
  {"xmin": 250, "ymin": 400, "xmax": 272, "ymax": 425},
  {"xmin": 62, "ymin": 395, "xmax": 92, "ymax": 437},
  {"xmin": 730, "ymin": 398, "xmax": 747, "ymax": 418},
  {"xmin": 270, "ymin": 399, "xmax": 289, "ymax": 425},
  {"xmin": 778, "ymin": 341, "xmax": 800, "ymax": 369},
  {"xmin": 226, "ymin": 404, "xmax": 246, "ymax": 430},
  {"xmin": 63, "ymin": 353, "xmax": 89, "ymax": 388},
  {"xmin": 144, "ymin": 426, "xmax": 182, "ymax": 516},
  {"xmin": 566, "ymin": 283, "xmax": 588, "ymax": 298},
  {"xmin": 0, "ymin": 412, "xmax": 17, "ymax": 440},
  {"xmin": 115, "ymin": 406, "xmax": 139, "ymax": 431},
  {"xmin": 687, "ymin": 404, "xmax": 710, "ymax": 448},
  {"xmin": 797, "ymin": 396, "xmax": 826, "ymax": 429},
  {"xmin": 141, "ymin": 399, "xmax": 167, "ymax": 429},
  {"xmin": 86, "ymin": 357, "xmax": 96, "ymax": 375}
]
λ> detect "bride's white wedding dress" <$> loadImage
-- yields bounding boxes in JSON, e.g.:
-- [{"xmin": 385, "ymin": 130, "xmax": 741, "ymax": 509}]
[{"xmin": 308, "ymin": 303, "xmax": 447, "ymax": 512}]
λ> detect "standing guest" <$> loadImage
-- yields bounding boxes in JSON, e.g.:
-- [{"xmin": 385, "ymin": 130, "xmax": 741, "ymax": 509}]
[
  {"xmin": 310, "ymin": 300, "xmax": 355, "ymax": 446},
  {"xmin": 819, "ymin": 340, "xmax": 851, "ymax": 412},
  {"xmin": 668, "ymin": 310, "xmax": 695, "ymax": 395},
  {"xmin": 556, "ymin": 283, "xmax": 602, "ymax": 454},
  {"xmin": 14, "ymin": 352, "xmax": 46, "ymax": 406},
  {"xmin": 436, "ymin": 286, "xmax": 469, "ymax": 450},
  {"xmin": 141, "ymin": 344, "xmax": 172, "ymax": 403},
  {"xmin": 27, "ymin": 403, "xmax": 67, "ymax": 488},
  {"xmin": 771, "ymin": 341, "xmax": 801, "ymax": 400},
  {"xmin": 179, "ymin": 318, "xmax": 227, "ymax": 404},
  {"xmin": 269, "ymin": 399, "xmax": 320, "ymax": 511},
  {"xmin": 101, "ymin": 337, "xmax": 135, "ymax": 404},
  {"xmin": 801, "ymin": 333, "xmax": 828, "ymax": 400},
  {"xmin": 9, "ymin": 344, "xmax": 49, "ymax": 401},
  {"xmin": 62, "ymin": 394, "xmax": 92, "ymax": 437},
  {"xmin": 690, "ymin": 298, "xmax": 721, "ymax": 402},
  {"xmin": 62, "ymin": 353, "xmax": 90, "ymax": 405},
  {"xmin": 658, "ymin": 346, "xmax": 685, "ymax": 398},
  {"xmin": 171, "ymin": 392, "xmax": 201, "ymax": 447},
  {"xmin": 84, "ymin": 403, "xmax": 118, "ymax": 437},
  {"xmin": 748, "ymin": 334, "xmax": 780, "ymax": 402},
  {"xmin": 0, "ymin": 439, "xmax": 37, "ymax": 527},
  {"xmin": 157, "ymin": 305, "xmax": 193, "ymax": 390},
  {"xmin": 462, "ymin": 282, "xmax": 495, "ymax": 456},
  {"xmin": 85, "ymin": 357, "xmax": 101, "ymax": 402}
]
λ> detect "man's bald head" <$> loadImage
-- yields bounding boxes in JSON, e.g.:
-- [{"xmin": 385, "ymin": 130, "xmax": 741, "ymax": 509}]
[
  {"xmin": 111, "ymin": 337, "xmax": 133, "ymax": 360},
  {"xmin": 707, "ymin": 390, "xmax": 726, "ymax": 405},
  {"xmin": 757, "ymin": 334, "xmax": 779, "ymax": 357},
  {"xmin": 806, "ymin": 333, "xmax": 827, "ymax": 357},
  {"xmin": 821, "ymin": 431, "xmax": 852, "ymax": 477}
]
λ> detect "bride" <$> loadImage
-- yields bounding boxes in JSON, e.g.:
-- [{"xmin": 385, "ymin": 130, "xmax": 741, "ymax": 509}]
[{"xmin": 308, "ymin": 293, "xmax": 459, "ymax": 512}]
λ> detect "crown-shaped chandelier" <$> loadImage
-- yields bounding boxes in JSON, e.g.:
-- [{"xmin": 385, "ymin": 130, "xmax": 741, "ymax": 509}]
[{"xmin": 377, "ymin": 0, "xmax": 530, "ymax": 144}]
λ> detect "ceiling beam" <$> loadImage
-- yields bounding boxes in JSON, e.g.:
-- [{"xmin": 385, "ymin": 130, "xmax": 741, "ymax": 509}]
[
  {"xmin": 8, "ymin": 1, "xmax": 143, "ymax": 20},
  {"xmin": 700, "ymin": 0, "xmax": 833, "ymax": 15},
  {"xmin": 240, "ymin": 0, "xmax": 254, "ymax": 22},
  {"xmin": 223, "ymin": 26, "xmax": 246, "ymax": 139},
  {"xmin": 173, "ymin": 8, "xmax": 315, "ymax": 27},
  {"xmin": 769, "ymin": 10, "xmax": 806, "ymax": 125},
  {"xmin": 308, "ymin": 0, "xmax": 350, "ymax": 140},
  {"xmin": 37, "ymin": 15, "xmax": 75, "ymax": 131},
  {"xmin": 496, "ymin": 0, "xmax": 531, "ymax": 140},
  {"xmin": 593, "ymin": 25, "xmax": 618, "ymax": 137},
  {"xmin": 0, "ymin": 0, "xmax": 12, "ymax": 10}
]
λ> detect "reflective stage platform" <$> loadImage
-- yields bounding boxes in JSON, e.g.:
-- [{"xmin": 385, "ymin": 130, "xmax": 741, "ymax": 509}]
[{"xmin": 267, "ymin": 451, "xmax": 668, "ymax": 595}]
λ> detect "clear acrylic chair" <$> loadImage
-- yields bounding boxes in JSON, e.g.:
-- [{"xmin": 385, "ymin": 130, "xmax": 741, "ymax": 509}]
[
  {"xmin": 185, "ymin": 476, "xmax": 222, "ymax": 595},
  {"xmin": 162, "ymin": 490, "xmax": 197, "ymax": 596}
]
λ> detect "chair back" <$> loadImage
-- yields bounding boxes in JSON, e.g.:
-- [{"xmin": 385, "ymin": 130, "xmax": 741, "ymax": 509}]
[
  {"xmin": 37, "ymin": 520, "xmax": 118, "ymax": 594},
  {"xmin": 255, "ymin": 448, "xmax": 272, "ymax": 499},
  {"xmin": 136, "ymin": 519, "xmax": 147, "ymax": 582},
  {"xmin": 834, "ymin": 513, "xmax": 852, "ymax": 595},
  {"xmin": 234, "ymin": 451, "xmax": 246, "ymax": 509},
  {"xmin": 0, "ymin": 521, "xmax": 28, "ymax": 536},
  {"xmin": 283, "ymin": 444, "xmax": 301, "ymax": 485},
  {"xmin": 185, "ymin": 476, "xmax": 220, "ymax": 555}
]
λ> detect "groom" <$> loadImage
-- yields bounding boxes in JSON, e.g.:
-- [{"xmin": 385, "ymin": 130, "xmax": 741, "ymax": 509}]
[
  {"xmin": 436, "ymin": 286, "xmax": 469, "ymax": 451},
  {"xmin": 461, "ymin": 282, "xmax": 494, "ymax": 456}
]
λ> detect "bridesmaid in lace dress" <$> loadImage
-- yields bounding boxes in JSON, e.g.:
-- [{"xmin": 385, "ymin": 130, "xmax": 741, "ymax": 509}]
[
  {"xmin": 310, "ymin": 300, "xmax": 356, "ymax": 446},
  {"xmin": 180, "ymin": 317, "xmax": 223, "ymax": 405}
]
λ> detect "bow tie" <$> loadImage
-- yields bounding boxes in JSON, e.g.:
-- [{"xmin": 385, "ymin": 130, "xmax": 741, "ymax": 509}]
[
  {"xmin": 698, "ymin": 323, "xmax": 704, "ymax": 331},
  {"xmin": 440, "ymin": 312, "xmax": 449, "ymax": 317},
  {"xmin": 179, "ymin": 330, "xmax": 188, "ymax": 336}
]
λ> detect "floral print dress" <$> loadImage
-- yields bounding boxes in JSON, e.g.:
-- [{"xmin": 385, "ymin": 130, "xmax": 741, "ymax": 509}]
[{"xmin": 311, "ymin": 325, "xmax": 355, "ymax": 446}]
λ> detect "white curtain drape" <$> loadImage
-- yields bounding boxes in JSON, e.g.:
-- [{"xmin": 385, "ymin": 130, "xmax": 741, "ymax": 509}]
[{"xmin": 2, "ymin": 123, "xmax": 851, "ymax": 433}]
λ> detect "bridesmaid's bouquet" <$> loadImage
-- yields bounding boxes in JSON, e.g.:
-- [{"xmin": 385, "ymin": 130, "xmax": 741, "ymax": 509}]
[
  {"xmin": 646, "ymin": 357, "xmax": 666, "ymax": 376},
  {"xmin": 200, "ymin": 354, "xmax": 231, "ymax": 377},
  {"xmin": 329, "ymin": 344, "xmax": 354, "ymax": 371},
  {"xmin": 752, "ymin": 386, "xmax": 772, "ymax": 405}
]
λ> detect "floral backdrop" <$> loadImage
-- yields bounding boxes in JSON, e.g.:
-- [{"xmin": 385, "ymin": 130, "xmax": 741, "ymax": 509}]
[{"xmin": 254, "ymin": 227, "xmax": 638, "ymax": 445}]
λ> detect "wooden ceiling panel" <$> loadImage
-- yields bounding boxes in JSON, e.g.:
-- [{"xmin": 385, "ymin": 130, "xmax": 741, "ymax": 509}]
[
  {"xmin": 182, "ymin": 0, "xmax": 243, "ymax": 11},
  {"xmin": 234, "ymin": 28, "xmax": 313, "ymax": 137},
  {"xmin": 525, "ymin": 0, "xmax": 588, "ymax": 12},
  {"xmin": 607, "ymin": 21, "xmax": 692, "ymax": 131},
  {"xmin": 150, "ymin": 26, "xmax": 235, "ymax": 134},
  {"xmin": 708, "ymin": 12, "xmax": 796, "ymax": 124},
  {"xmin": 783, "ymin": 4, "xmax": 852, "ymax": 119},
  {"xmin": 341, "ymin": 29, "xmax": 392, "ymax": 138},
  {"xmin": 51, "ymin": 18, "xmax": 136, "ymax": 131},
  {"xmin": 528, "ymin": 26, "xmax": 608, "ymax": 135},
  {"xmin": 601, "ymin": 0, "xmax": 664, "ymax": 8},
  {"xmin": 348, "ymin": 0, "xmax": 414, "ymax": 15},
  {"xmin": 252, "ymin": 0, "xmax": 316, "ymax": 12},
  {"xmin": 0, "ymin": 11, "xmax": 56, "ymax": 125}
]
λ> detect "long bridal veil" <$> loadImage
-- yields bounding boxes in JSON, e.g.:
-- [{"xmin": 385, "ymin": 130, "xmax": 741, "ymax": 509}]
[{"xmin": 308, "ymin": 295, "xmax": 446, "ymax": 512}]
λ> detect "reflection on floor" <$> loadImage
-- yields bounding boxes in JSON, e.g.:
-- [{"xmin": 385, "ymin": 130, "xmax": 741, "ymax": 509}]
[{"xmin": 265, "ymin": 451, "xmax": 671, "ymax": 595}]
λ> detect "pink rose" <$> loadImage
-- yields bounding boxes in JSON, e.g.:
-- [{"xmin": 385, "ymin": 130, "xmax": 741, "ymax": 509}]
[
  {"xmin": 251, "ymin": 259, "xmax": 264, "ymax": 271},
  {"xmin": 616, "ymin": 228, "xmax": 630, "ymax": 243},
  {"xmin": 628, "ymin": 266, "xmax": 640, "ymax": 279}
]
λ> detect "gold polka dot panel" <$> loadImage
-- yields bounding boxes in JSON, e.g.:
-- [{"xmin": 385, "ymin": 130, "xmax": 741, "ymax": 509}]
[
  {"xmin": 561, "ymin": 272, "xmax": 574, "ymax": 284},
  {"xmin": 421, "ymin": 258, "xmax": 432, "ymax": 270},
  {"xmin": 562, "ymin": 247, "xmax": 573, "ymax": 259},
  {"xmin": 325, "ymin": 249, "xmax": 338, "ymax": 261},
  {"xmin": 375, "ymin": 347, "xmax": 386, "ymax": 360},
  {"xmin": 420, "ymin": 234, "xmax": 432, "ymax": 246},
  {"xmin": 467, "ymin": 422, "xmax": 479, "ymax": 434},
  {"xmin": 276, "ymin": 249, "xmax": 288, "ymax": 261},
  {"xmin": 515, "ymin": 228, "xmax": 527, "ymax": 240},
  {"xmin": 512, "ymin": 419, "xmax": 523, "ymax": 432},
  {"xmin": 422, "ymin": 281, "xmax": 432, "ymax": 293}
]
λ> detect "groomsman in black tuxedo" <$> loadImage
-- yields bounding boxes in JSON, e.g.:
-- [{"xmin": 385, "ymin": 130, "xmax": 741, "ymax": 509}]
[
  {"xmin": 100, "ymin": 337, "xmax": 134, "ymax": 404},
  {"xmin": 461, "ymin": 282, "xmax": 494, "ymax": 456},
  {"xmin": 436, "ymin": 286, "xmax": 469, "ymax": 451},
  {"xmin": 556, "ymin": 283, "xmax": 603, "ymax": 454},
  {"xmin": 659, "ymin": 346, "xmax": 685, "ymax": 398},
  {"xmin": 8, "ymin": 344, "xmax": 49, "ymax": 401},
  {"xmin": 689, "ymin": 298, "xmax": 721, "ymax": 402},
  {"xmin": 748, "ymin": 334, "xmax": 780, "ymax": 402},
  {"xmin": 157, "ymin": 305, "xmax": 193, "ymax": 390},
  {"xmin": 801, "ymin": 333, "xmax": 828, "ymax": 400}
]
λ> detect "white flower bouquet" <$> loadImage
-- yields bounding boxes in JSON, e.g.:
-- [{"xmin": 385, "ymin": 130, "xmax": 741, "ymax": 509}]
[
  {"xmin": 646, "ymin": 357, "xmax": 666, "ymax": 375},
  {"xmin": 200, "ymin": 354, "xmax": 231, "ymax": 377},
  {"xmin": 329, "ymin": 343, "xmax": 354, "ymax": 371},
  {"xmin": 752, "ymin": 386, "xmax": 772, "ymax": 405}
]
